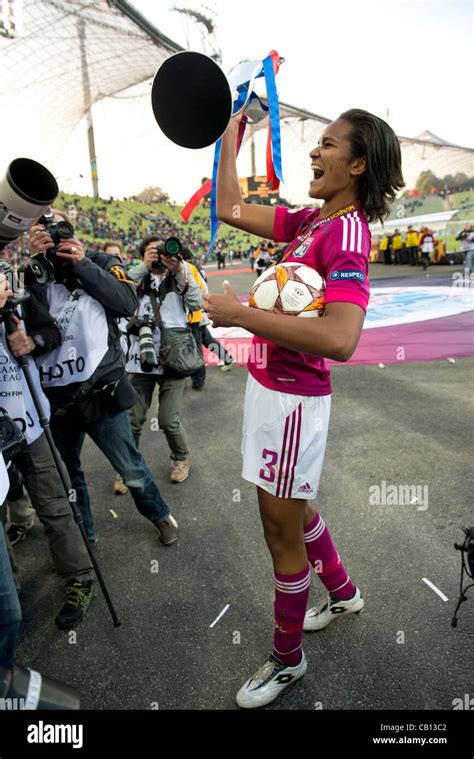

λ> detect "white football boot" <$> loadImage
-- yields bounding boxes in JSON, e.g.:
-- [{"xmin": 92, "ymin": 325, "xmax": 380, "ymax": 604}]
[
  {"xmin": 304, "ymin": 588, "xmax": 364, "ymax": 632},
  {"xmin": 236, "ymin": 652, "xmax": 307, "ymax": 709}
]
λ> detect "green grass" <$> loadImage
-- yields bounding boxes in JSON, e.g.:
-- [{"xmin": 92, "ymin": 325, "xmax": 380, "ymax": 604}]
[
  {"xmin": 56, "ymin": 192, "xmax": 259, "ymax": 254},
  {"xmin": 57, "ymin": 191, "xmax": 473, "ymax": 254}
]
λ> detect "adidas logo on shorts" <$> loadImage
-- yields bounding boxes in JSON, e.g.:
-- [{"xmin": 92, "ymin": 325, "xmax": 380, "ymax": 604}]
[{"xmin": 298, "ymin": 482, "xmax": 313, "ymax": 494}]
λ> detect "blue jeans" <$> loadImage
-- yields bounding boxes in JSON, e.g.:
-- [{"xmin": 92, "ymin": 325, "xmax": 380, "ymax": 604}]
[
  {"xmin": 0, "ymin": 524, "xmax": 21, "ymax": 668},
  {"xmin": 51, "ymin": 408, "xmax": 170, "ymax": 543},
  {"xmin": 463, "ymin": 248, "xmax": 474, "ymax": 273}
]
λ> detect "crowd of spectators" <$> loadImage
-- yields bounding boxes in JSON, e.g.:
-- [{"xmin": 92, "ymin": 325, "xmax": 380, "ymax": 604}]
[{"xmin": 1, "ymin": 196, "xmax": 257, "ymax": 270}]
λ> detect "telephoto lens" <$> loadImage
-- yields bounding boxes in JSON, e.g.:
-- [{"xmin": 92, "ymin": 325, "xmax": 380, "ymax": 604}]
[
  {"xmin": 0, "ymin": 665, "xmax": 80, "ymax": 710},
  {"xmin": 138, "ymin": 316, "xmax": 159, "ymax": 372},
  {"xmin": 164, "ymin": 237, "xmax": 182, "ymax": 257},
  {"xmin": 0, "ymin": 158, "xmax": 58, "ymax": 247}
]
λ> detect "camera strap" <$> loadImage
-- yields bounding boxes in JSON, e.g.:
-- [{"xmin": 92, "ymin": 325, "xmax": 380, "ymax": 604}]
[
  {"xmin": 148, "ymin": 268, "xmax": 190, "ymax": 324},
  {"xmin": 148, "ymin": 288, "xmax": 164, "ymax": 326},
  {"xmin": 173, "ymin": 262, "xmax": 190, "ymax": 297}
]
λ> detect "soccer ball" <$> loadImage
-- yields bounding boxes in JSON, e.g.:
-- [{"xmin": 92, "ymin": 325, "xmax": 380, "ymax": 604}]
[{"xmin": 249, "ymin": 262, "xmax": 326, "ymax": 318}]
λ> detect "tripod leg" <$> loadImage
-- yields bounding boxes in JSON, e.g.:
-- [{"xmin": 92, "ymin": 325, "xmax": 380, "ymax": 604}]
[{"xmin": 451, "ymin": 597, "xmax": 463, "ymax": 627}]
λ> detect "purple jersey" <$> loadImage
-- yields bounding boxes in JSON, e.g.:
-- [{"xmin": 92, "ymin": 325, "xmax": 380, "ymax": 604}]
[{"xmin": 247, "ymin": 203, "xmax": 371, "ymax": 396}]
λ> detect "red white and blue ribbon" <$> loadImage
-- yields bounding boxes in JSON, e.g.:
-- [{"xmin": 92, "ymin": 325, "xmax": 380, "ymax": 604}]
[
  {"xmin": 181, "ymin": 51, "xmax": 284, "ymax": 259},
  {"xmin": 263, "ymin": 50, "xmax": 283, "ymax": 191}
]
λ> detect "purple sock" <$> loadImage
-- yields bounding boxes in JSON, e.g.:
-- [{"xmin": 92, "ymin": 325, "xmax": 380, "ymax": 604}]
[
  {"xmin": 304, "ymin": 513, "xmax": 356, "ymax": 600},
  {"xmin": 273, "ymin": 565, "xmax": 311, "ymax": 667}
]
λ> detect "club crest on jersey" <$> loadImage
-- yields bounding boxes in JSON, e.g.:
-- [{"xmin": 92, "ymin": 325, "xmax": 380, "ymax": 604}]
[
  {"xmin": 292, "ymin": 240, "xmax": 312, "ymax": 258},
  {"xmin": 329, "ymin": 270, "xmax": 365, "ymax": 283}
]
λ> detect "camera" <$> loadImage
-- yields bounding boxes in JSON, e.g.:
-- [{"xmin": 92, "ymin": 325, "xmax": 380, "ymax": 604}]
[
  {"xmin": 28, "ymin": 216, "xmax": 75, "ymax": 284},
  {"xmin": 452, "ymin": 526, "xmax": 474, "ymax": 627},
  {"xmin": 0, "ymin": 664, "xmax": 80, "ymax": 710},
  {"xmin": 0, "ymin": 411, "xmax": 27, "ymax": 464},
  {"xmin": 0, "ymin": 410, "xmax": 26, "ymax": 499},
  {"xmin": 0, "ymin": 158, "xmax": 58, "ymax": 248},
  {"xmin": 126, "ymin": 314, "xmax": 159, "ymax": 372},
  {"xmin": 151, "ymin": 237, "xmax": 183, "ymax": 272}
]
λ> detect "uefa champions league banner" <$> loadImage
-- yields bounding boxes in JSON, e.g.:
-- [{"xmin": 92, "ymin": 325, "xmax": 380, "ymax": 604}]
[{"xmin": 205, "ymin": 286, "xmax": 474, "ymax": 367}]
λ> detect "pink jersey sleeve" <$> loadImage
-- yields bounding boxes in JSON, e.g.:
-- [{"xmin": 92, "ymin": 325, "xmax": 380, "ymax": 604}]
[
  {"xmin": 273, "ymin": 206, "xmax": 315, "ymax": 243},
  {"xmin": 321, "ymin": 212, "xmax": 371, "ymax": 313}
]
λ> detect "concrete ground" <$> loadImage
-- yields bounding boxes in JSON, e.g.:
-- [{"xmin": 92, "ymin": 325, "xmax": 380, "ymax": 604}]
[{"xmin": 14, "ymin": 262, "xmax": 473, "ymax": 710}]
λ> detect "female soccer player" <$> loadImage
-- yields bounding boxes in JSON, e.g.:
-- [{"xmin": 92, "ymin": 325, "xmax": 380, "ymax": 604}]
[{"xmin": 203, "ymin": 109, "xmax": 404, "ymax": 709}]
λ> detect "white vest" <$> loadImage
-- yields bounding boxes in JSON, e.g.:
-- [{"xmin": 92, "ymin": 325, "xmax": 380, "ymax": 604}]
[
  {"xmin": 124, "ymin": 274, "xmax": 188, "ymax": 376},
  {"xmin": 0, "ymin": 318, "xmax": 50, "ymax": 445},
  {"xmin": 421, "ymin": 234, "xmax": 434, "ymax": 254},
  {"xmin": 35, "ymin": 284, "xmax": 109, "ymax": 387}
]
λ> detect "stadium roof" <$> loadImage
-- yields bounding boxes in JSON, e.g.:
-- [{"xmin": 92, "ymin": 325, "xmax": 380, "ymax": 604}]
[
  {"xmin": 1, "ymin": 0, "xmax": 473, "ymax": 203},
  {"xmin": 250, "ymin": 110, "xmax": 474, "ymax": 201},
  {"xmin": 0, "ymin": 0, "xmax": 182, "ymax": 170}
]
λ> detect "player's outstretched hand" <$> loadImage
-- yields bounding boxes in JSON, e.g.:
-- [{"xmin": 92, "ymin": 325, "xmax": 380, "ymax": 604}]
[{"xmin": 203, "ymin": 280, "xmax": 244, "ymax": 328}]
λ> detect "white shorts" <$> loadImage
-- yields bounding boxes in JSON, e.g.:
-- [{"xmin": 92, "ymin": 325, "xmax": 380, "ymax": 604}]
[{"xmin": 241, "ymin": 374, "xmax": 331, "ymax": 500}]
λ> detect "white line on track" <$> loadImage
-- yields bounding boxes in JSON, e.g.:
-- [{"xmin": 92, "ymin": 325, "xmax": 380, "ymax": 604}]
[
  {"xmin": 422, "ymin": 578, "xmax": 448, "ymax": 602},
  {"xmin": 209, "ymin": 604, "xmax": 230, "ymax": 628}
]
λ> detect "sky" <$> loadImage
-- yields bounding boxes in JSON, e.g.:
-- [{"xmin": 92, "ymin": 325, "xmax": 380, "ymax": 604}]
[
  {"xmin": 132, "ymin": 0, "xmax": 473, "ymax": 145},
  {"xmin": 56, "ymin": 0, "xmax": 474, "ymax": 202}
]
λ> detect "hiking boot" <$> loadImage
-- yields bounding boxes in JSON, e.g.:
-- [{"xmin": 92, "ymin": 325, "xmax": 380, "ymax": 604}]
[
  {"xmin": 55, "ymin": 579, "xmax": 95, "ymax": 629},
  {"xmin": 6, "ymin": 524, "xmax": 30, "ymax": 547},
  {"xmin": 112, "ymin": 474, "xmax": 128, "ymax": 495},
  {"xmin": 169, "ymin": 459, "xmax": 190, "ymax": 483}
]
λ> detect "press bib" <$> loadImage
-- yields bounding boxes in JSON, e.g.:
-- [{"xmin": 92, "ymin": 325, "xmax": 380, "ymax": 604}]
[
  {"xmin": 35, "ymin": 284, "xmax": 109, "ymax": 387},
  {"xmin": 0, "ymin": 317, "xmax": 50, "ymax": 444}
]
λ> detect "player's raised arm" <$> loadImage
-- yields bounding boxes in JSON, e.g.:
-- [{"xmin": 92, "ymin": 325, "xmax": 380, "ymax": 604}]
[{"xmin": 216, "ymin": 117, "xmax": 276, "ymax": 239}]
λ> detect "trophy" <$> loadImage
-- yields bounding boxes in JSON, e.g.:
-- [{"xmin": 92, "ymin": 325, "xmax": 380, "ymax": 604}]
[
  {"xmin": 151, "ymin": 50, "xmax": 284, "ymax": 252},
  {"xmin": 151, "ymin": 50, "xmax": 284, "ymax": 149}
]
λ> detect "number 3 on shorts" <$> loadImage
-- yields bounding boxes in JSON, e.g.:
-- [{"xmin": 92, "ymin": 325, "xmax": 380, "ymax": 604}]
[{"xmin": 259, "ymin": 449, "xmax": 278, "ymax": 483}]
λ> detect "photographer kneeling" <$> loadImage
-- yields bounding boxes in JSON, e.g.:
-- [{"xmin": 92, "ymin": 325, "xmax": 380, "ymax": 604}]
[
  {"xmin": 123, "ymin": 236, "xmax": 202, "ymax": 484},
  {"xmin": 26, "ymin": 212, "xmax": 178, "ymax": 547}
]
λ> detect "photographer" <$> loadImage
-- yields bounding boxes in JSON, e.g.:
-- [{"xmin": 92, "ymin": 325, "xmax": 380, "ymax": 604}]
[
  {"xmin": 0, "ymin": 272, "xmax": 22, "ymax": 667},
  {"xmin": 456, "ymin": 223, "xmax": 474, "ymax": 274},
  {"xmin": 255, "ymin": 243, "xmax": 272, "ymax": 278},
  {"xmin": 123, "ymin": 236, "xmax": 202, "ymax": 484},
  {"xmin": 0, "ymin": 267, "xmax": 96, "ymax": 629},
  {"xmin": 26, "ymin": 213, "xmax": 179, "ymax": 547}
]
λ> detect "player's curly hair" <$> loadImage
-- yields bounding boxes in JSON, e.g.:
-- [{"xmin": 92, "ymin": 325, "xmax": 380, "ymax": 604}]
[{"xmin": 339, "ymin": 109, "xmax": 405, "ymax": 224}]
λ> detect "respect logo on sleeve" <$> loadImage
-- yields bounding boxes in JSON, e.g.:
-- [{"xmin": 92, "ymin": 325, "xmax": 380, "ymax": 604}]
[{"xmin": 329, "ymin": 270, "xmax": 365, "ymax": 283}]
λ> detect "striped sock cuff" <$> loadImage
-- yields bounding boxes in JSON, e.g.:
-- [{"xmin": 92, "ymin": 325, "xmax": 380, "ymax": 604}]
[
  {"xmin": 304, "ymin": 514, "xmax": 326, "ymax": 543},
  {"xmin": 274, "ymin": 565, "xmax": 311, "ymax": 594}
]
